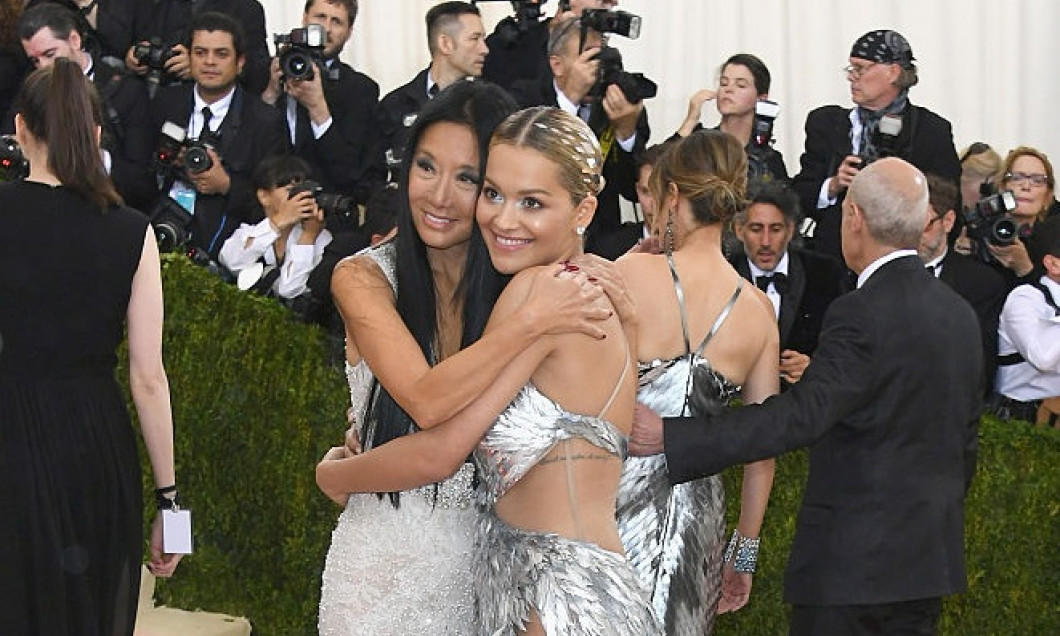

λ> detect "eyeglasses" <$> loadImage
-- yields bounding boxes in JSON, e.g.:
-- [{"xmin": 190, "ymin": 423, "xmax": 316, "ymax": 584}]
[
  {"xmin": 1004, "ymin": 172, "xmax": 1050, "ymax": 187},
  {"xmin": 843, "ymin": 62, "xmax": 879, "ymax": 78}
]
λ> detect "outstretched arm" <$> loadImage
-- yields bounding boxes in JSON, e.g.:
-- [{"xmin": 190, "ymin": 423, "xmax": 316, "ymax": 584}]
[
  {"xmin": 317, "ymin": 270, "xmax": 555, "ymax": 499},
  {"xmin": 334, "ymin": 258, "xmax": 606, "ymax": 429}
]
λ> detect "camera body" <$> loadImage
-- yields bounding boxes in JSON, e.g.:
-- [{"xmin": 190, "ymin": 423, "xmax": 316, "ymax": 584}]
[
  {"xmin": 133, "ymin": 39, "xmax": 177, "ymax": 72},
  {"xmin": 288, "ymin": 179, "xmax": 357, "ymax": 224},
  {"xmin": 0, "ymin": 134, "xmax": 29, "ymax": 182},
  {"xmin": 471, "ymin": 0, "xmax": 550, "ymax": 44},
  {"xmin": 859, "ymin": 114, "xmax": 904, "ymax": 166},
  {"xmin": 274, "ymin": 24, "xmax": 331, "ymax": 82},
  {"xmin": 963, "ymin": 189, "xmax": 1024, "ymax": 261},
  {"xmin": 588, "ymin": 46, "xmax": 657, "ymax": 104},
  {"xmin": 581, "ymin": 8, "xmax": 641, "ymax": 40},
  {"xmin": 149, "ymin": 196, "xmax": 195, "ymax": 253},
  {"xmin": 154, "ymin": 121, "xmax": 219, "ymax": 178}
]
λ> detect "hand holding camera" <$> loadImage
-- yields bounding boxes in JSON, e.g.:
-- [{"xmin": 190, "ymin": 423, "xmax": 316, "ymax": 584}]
[
  {"xmin": 828, "ymin": 155, "xmax": 863, "ymax": 198},
  {"xmin": 271, "ymin": 184, "xmax": 322, "ymax": 235},
  {"xmin": 188, "ymin": 146, "xmax": 230, "ymax": 196},
  {"xmin": 602, "ymin": 83, "xmax": 642, "ymax": 141}
]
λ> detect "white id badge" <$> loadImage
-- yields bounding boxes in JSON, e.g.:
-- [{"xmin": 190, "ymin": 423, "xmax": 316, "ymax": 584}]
[{"xmin": 161, "ymin": 508, "xmax": 194, "ymax": 554}]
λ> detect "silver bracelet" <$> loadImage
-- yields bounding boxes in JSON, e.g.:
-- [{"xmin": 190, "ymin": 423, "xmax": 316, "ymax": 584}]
[{"xmin": 723, "ymin": 529, "xmax": 761, "ymax": 573}]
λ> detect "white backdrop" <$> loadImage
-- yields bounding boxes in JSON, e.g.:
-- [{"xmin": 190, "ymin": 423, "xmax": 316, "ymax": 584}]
[{"xmin": 260, "ymin": 0, "xmax": 1058, "ymax": 174}]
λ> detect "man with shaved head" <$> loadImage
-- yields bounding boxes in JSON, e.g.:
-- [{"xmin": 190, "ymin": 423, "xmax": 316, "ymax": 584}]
[{"xmin": 630, "ymin": 158, "xmax": 983, "ymax": 635}]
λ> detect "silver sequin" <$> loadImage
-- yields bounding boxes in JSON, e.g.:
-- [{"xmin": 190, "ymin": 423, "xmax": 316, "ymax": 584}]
[
  {"xmin": 616, "ymin": 357, "xmax": 741, "ymax": 635},
  {"xmin": 474, "ymin": 384, "xmax": 661, "ymax": 635}
]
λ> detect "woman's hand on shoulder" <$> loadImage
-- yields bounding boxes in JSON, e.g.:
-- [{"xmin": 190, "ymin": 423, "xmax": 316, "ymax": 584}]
[
  {"xmin": 572, "ymin": 254, "xmax": 638, "ymax": 331},
  {"xmin": 512, "ymin": 263, "xmax": 611, "ymax": 340}
]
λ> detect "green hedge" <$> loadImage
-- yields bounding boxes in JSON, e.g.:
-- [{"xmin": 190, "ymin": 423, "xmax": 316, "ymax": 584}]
[{"xmin": 126, "ymin": 255, "xmax": 1060, "ymax": 634}]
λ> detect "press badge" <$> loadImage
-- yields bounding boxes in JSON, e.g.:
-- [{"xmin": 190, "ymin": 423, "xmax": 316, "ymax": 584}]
[
  {"xmin": 162, "ymin": 508, "xmax": 194, "ymax": 554},
  {"xmin": 168, "ymin": 181, "xmax": 197, "ymax": 214}
]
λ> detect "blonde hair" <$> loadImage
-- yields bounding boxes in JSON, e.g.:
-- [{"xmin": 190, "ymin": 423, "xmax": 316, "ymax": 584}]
[
  {"xmin": 997, "ymin": 145, "xmax": 1055, "ymax": 221},
  {"xmin": 489, "ymin": 106, "xmax": 604, "ymax": 205}
]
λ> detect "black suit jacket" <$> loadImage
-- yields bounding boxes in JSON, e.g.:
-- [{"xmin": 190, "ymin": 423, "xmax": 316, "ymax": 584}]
[
  {"xmin": 664, "ymin": 255, "xmax": 982, "ymax": 606},
  {"xmin": 370, "ymin": 68, "xmax": 431, "ymax": 189},
  {"xmin": 731, "ymin": 248, "xmax": 849, "ymax": 355},
  {"xmin": 93, "ymin": 61, "xmax": 156, "ymax": 211},
  {"xmin": 792, "ymin": 103, "xmax": 960, "ymax": 260},
  {"xmin": 938, "ymin": 249, "xmax": 1008, "ymax": 393},
  {"xmin": 282, "ymin": 60, "xmax": 379, "ymax": 205},
  {"xmin": 151, "ymin": 83, "xmax": 287, "ymax": 257},
  {"xmin": 131, "ymin": 0, "xmax": 271, "ymax": 93},
  {"xmin": 510, "ymin": 74, "xmax": 650, "ymax": 254}
]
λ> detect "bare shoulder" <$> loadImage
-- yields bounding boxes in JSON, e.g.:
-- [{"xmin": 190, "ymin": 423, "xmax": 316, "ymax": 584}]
[{"xmin": 332, "ymin": 251, "xmax": 391, "ymax": 294}]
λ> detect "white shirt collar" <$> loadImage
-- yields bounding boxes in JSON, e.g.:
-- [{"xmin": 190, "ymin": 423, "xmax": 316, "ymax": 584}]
[
  {"xmin": 553, "ymin": 79, "xmax": 580, "ymax": 116},
  {"xmin": 857, "ymin": 249, "xmax": 917, "ymax": 288},
  {"xmin": 192, "ymin": 85, "xmax": 236, "ymax": 136},
  {"xmin": 923, "ymin": 248, "xmax": 946, "ymax": 276},
  {"xmin": 747, "ymin": 250, "xmax": 790, "ymax": 280}
]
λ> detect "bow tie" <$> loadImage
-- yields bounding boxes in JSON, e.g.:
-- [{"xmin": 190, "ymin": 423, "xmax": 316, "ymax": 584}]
[{"xmin": 755, "ymin": 272, "xmax": 788, "ymax": 294}]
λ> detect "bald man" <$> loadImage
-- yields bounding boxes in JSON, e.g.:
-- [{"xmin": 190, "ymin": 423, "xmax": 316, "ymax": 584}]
[{"xmin": 631, "ymin": 158, "xmax": 983, "ymax": 635}]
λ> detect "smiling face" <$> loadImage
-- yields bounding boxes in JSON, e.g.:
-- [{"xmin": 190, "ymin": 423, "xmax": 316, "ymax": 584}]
[
  {"xmin": 407, "ymin": 121, "xmax": 482, "ymax": 252},
  {"xmin": 477, "ymin": 143, "xmax": 594, "ymax": 274}
]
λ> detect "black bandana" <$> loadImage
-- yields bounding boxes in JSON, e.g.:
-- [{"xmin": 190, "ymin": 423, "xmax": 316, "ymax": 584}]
[{"xmin": 850, "ymin": 30, "xmax": 915, "ymax": 69}]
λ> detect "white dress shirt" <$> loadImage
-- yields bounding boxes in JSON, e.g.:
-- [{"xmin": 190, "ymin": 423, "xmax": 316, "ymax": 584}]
[
  {"xmin": 218, "ymin": 219, "xmax": 333, "ymax": 299},
  {"xmin": 995, "ymin": 275, "xmax": 1060, "ymax": 401},
  {"xmin": 748, "ymin": 251, "xmax": 791, "ymax": 319}
]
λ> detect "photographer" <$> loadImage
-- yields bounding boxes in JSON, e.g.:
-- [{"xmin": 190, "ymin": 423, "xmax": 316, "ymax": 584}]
[
  {"xmin": 123, "ymin": 0, "xmax": 270, "ymax": 94},
  {"xmin": 372, "ymin": 2, "xmax": 488, "ymax": 184},
  {"xmin": 792, "ymin": 29, "xmax": 960, "ymax": 260},
  {"xmin": 150, "ymin": 11, "xmax": 286, "ymax": 260},
  {"xmin": 482, "ymin": 0, "xmax": 617, "ymax": 90},
  {"xmin": 511, "ymin": 15, "xmax": 649, "ymax": 254},
  {"xmin": 978, "ymin": 146, "xmax": 1060, "ymax": 287},
  {"xmin": 17, "ymin": 3, "xmax": 155, "ymax": 210},
  {"xmin": 219, "ymin": 154, "xmax": 332, "ymax": 300},
  {"xmin": 674, "ymin": 53, "xmax": 788, "ymax": 183},
  {"xmin": 262, "ymin": 0, "xmax": 379, "ymax": 207},
  {"xmin": 993, "ymin": 216, "xmax": 1060, "ymax": 424}
]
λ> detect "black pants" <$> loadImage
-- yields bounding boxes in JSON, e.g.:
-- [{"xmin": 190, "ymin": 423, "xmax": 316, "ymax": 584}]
[
  {"xmin": 789, "ymin": 597, "xmax": 942, "ymax": 636},
  {"xmin": 988, "ymin": 393, "xmax": 1041, "ymax": 423}
]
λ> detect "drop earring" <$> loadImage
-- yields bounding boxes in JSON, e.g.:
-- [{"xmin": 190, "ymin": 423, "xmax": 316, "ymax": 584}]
[
  {"xmin": 665, "ymin": 207, "xmax": 676, "ymax": 254},
  {"xmin": 576, "ymin": 226, "xmax": 585, "ymax": 237}
]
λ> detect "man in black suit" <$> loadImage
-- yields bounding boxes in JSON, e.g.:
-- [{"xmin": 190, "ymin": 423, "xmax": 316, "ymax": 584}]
[
  {"xmin": 124, "ymin": 0, "xmax": 271, "ymax": 94},
  {"xmin": 17, "ymin": 3, "xmax": 155, "ymax": 210},
  {"xmin": 510, "ymin": 16, "xmax": 649, "ymax": 255},
  {"xmin": 261, "ymin": 0, "xmax": 379, "ymax": 206},
  {"xmin": 150, "ymin": 11, "xmax": 286, "ymax": 259},
  {"xmin": 921, "ymin": 174, "xmax": 1008, "ymax": 394},
  {"xmin": 730, "ymin": 181, "xmax": 849, "ymax": 386},
  {"xmin": 372, "ymin": 1, "xmax": 488, "ymax": 186},
  {"xmin": 631, "ymin": 158, "xmax": 982, "ymax": 636},
  {"xmin": 792, "ymin": 29, "xmax": 960, "ymax": 261}
]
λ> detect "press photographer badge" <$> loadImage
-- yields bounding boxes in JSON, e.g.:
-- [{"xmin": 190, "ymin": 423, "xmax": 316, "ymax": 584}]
[
  {"xmin": 162, "ymin": 506, "xmax": 194, "ymax": 554},
  {"xmin": 169, "ymin": 180, "xmax": 197, "ymax": 214}
]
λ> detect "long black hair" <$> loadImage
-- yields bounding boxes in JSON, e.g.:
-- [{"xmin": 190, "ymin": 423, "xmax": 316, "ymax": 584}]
[{"xmin": 364, "ymin": 79, "xmax": 518, "ymax": 505}]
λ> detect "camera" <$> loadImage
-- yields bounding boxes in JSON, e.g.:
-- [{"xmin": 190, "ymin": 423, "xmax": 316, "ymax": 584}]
[
  {"xmin": 963, "ymin": 189, "xmax": 1025, "ymax": 261},
  {"xmin": 581, "ymin": 8, "xmax": 641, "ymax": 40},
  {"xmin": 859, "ymin": 114, "xmax": 904, "ymax": 166},
  {"xmin": 132, "ymin": 39, "xmax": 177, "ymax": 72},
  {"xmin": 288, "ymin": 179, "xmax": 357, "ymax": 224},
  {"xmin": 149, "ymin": 196, "xmax": 194, "ymax": 253},
  {"xmin": 588, "ymin": 46, "xmax": 657, "ymax": 104},
  {"xmin": 752, "ymin": 100, "xmax": 780, "ymax": 149},
  {"xmin": 274, "ymin": 24, "xmax": 335, "ymax": 82},
  {"xmin": 0, "ymin": 134, "xmax": 29, "ymax": 182},
  {"xmin": 471, "ymin": 1, "xmax": 551, "ymax": 45},
  {"xmin": 580, "ymin": 10, "xmax": 656, "ymax": 104},
  {"xmin": 154, "ymin": 121, "xmax": 218, "ymax": 178}
]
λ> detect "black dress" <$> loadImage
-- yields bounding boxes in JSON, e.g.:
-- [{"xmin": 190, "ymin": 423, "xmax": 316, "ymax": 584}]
[{"xmin": 0, "ymin": 181, "xmax": 150, "ymax": 635}]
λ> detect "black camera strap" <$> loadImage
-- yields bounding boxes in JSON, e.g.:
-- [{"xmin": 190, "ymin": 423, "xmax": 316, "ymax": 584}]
[{"xmin": 997, "ymin": 280, "xmax": 1059, "ymax": 366}]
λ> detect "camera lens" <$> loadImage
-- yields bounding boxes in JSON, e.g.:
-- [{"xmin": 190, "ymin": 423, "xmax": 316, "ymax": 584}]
[
  {"xmin": 184, "ymin": 146, "xmax": 213, "ymax": 174},
  {"xmin": 990, "ymin": 218, "xmax": 1017, "ymax": 245},
  {"xmin": 281, "ymin": 51, "xmax": 314, "ymax": 81},
  {"xmin": 154, "ymin": 222, "xmax": 182, "ymax": 253}
]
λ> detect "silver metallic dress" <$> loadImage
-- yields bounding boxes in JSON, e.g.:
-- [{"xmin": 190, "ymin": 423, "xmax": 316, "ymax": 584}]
[
  {"xmin": 616, "ymin": 258, "xmax": 744, "ymax": 635},
  {"xmin": 473, "ymin": 382, "xmax": 661, "ymax": 636},
  {"xmin": 319, "ymin": 242, "xmax": 478, "ymax": 635}
]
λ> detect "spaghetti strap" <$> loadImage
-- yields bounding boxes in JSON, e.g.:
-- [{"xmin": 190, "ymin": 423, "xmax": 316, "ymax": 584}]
[
  {"xmin": 597, "ymin": 337, "xmax": 632, "ymax": 419},
  {"xmin": 692, "ymin": 280, "xmax": 744, "ymax": 357},
  {"xmin": 667, "ymin": 251, "xmax": 692, "ymax": 355}
]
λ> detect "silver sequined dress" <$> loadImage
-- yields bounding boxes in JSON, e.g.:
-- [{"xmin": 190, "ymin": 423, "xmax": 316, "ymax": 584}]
[
  {"xmin": 473, "ymin": 383, "xmax": 661, "ymax": 636},
  {"xmin": 616, "ymin": 261, "xmax": 744, "ymax": 635},
  {"xmin": 318, "ymin": 242, "xmax": 478, "ymax": 635}
]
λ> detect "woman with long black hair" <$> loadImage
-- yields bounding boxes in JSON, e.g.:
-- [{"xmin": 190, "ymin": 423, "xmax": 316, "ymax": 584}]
[{"xmin": 0, "ymin": 58, "xmax": 181, "ymax": 635}]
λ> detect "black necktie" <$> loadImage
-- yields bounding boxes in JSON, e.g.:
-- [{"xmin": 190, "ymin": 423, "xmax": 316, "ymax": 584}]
[
  {"xmin": 755, "ymin": 272, "xmax": 788, "ymax": 294},
  {"xmin": 428, "ymin": 84, "xmax": 439, "ymax": 99},
  {"xmin": 200, "ymin": 106, "xmax": 213, "ymax": 138}
]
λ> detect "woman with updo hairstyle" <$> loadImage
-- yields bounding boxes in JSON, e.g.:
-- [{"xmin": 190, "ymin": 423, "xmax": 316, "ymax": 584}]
[
  {"xmin": 980, "ymin": 146, "xmax": 1060, "ymax": 285},
  {"xmin": 958, "ymin": 142, "xmax": 1002, "ymax": 211},
  {"xmin": 615, "ymin": 128, "xmax": 779, "ymax": 634},
  {"xmin": 0, "ymin": 58, "xmax": 181, "ymax": 635}
]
